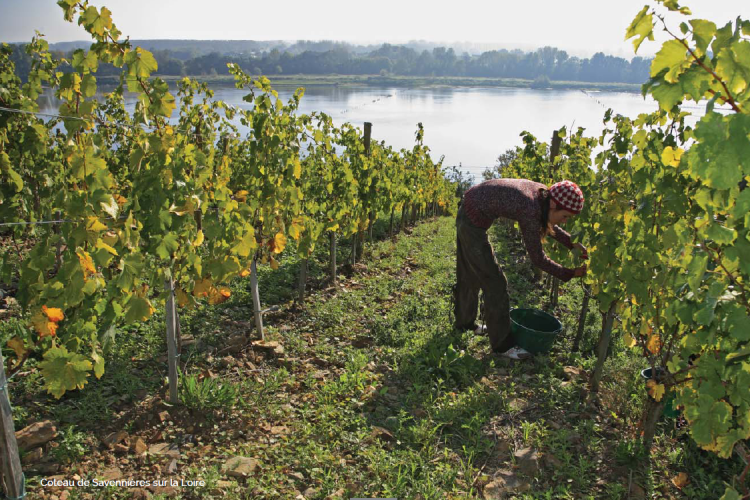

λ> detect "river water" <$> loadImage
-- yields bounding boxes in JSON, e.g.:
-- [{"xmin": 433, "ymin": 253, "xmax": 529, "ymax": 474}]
[{"xmin": 38, "ymin": 83, "xmax": 720, "ymax": 180}]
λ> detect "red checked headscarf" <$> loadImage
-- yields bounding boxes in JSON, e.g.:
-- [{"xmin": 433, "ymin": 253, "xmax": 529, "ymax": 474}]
[{"xmin": 549, "ymin": 181, "xmax": 584, "ymax": 214}]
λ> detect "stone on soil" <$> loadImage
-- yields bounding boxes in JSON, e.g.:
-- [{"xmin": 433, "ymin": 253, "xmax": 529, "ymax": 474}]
[
  {"xmin": 131, "ymin": 437, "xmax": 148, "ymax": 455},
  {"xmin": 28, "ymin": 460, "xmax": 60, "ymax": 475},
  {"xmin": 222, "ymin": 456, "xmax": 259, "ymax": 477},
  {"xmin": 252, "ymin": 340, "xmax": 284, "ymax": 356},
  {"xmin": 98, "ymin": 467, "xmax": 123, "ymax": 481},
  {"xmin": 103, "ymin": 430, "xmax": 129, "ymax": 447},
  {"xmin": 149, "ymin": 442, "xmax": 180, "ymax": 459},
  {"xmin": 131, "ymin": 488, "xmax": 150, "ymax": 499},
  {"xmin": 507, "ymin": 398, "xmax": 529, "ymax": 412},
  {"xmin": 370, "ymin": 426, "xmax": 394, "ymax": 442},
  {"xmin": 270, "ymin": 426, "xmax": 288, "ymax": 435},
  {"xmin": 21, "ymin": 447, "xmax": 44, "ymax": 465},
  {"xmin": 513, "ymin": 448, "xmax": 539, "ymax": 476},
  {"xmin": 563, "ymin": 366, "xmax": 584, "ymax": 381},
  {"xmin": 483, "ymin": 469, "xmax": 530, "ymax": 499},
  {"xmin": 630, "ymin": 483, "xmax": 647, "ymax": 499},
  {"xmin": 495, "ymin": 440, "xmax": 512, "ymax": 455},
  {"xmin": 16, "ymin": 420, "xmax": 57, "ymax": 451},
  {"xmin": 152, "ymin": 486, "xmax": 178, "ymax": 497}
]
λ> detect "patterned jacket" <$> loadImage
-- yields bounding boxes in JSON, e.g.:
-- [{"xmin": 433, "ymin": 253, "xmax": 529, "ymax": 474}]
[{"xmin": 463, "ymin": 178, "xmax": 575, "ymax": 281}]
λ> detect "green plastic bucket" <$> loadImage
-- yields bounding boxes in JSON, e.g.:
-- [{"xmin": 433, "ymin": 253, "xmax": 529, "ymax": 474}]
[
  {"xmin": 640, "ymin": 368, "xmax": 679, "ymax": 419},
  {"xmin": 510, "ymin": 308, "xmax": 563, "ymax": 354}
]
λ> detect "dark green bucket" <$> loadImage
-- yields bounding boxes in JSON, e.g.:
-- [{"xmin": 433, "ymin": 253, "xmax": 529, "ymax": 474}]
[
  {"xmin": 640, "ymin": 368, "xmax": 679, "ymax": 419},
  {"xmin": 510, "ymin": 308, "xmax": 563, "ymax": 354}
]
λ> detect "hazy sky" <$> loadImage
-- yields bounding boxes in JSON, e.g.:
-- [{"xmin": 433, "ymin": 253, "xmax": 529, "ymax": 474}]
[{"xmin": 2, "ymin": 0, "xmax": 749, "ymax": 58}]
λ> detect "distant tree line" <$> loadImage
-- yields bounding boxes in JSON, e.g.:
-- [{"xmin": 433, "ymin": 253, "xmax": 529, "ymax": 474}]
[{"xmin": 7, "ymin": 42, "xmax": 651, "ymax": 84}]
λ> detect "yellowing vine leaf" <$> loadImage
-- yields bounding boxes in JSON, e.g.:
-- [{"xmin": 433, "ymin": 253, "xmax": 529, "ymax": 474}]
[
  {"xmin": 208, "ymin": 286, "xmax": 231, "ymax": 305},
  {"xmin": 193, "ymin": 278, "xmax": 213, "ymax": 298},
  {"xmin": 91, "ymin": 351, "xmax": 105, "ymax": 379},
  {"xmin": 623, "ymin": 332, "xmax": 637, "ymax": 348},
  {"xmin": 31, "ymin": 307, "xmax": 62, "ymax": 338},
  {"xmin": 95, "ymin": 238, "xmax": 118, "ymax": 256},
  {"xmin": 273, "ymin": 232, "xmax": 287, "ymax": 253},
  {"xmin": 647, "ymin": 379, "xmax": 666, "ymax": 401},
  {"xmin": 43, "ymin": 305, "xmax": 65, "ymax": 323},
  {"xmin": 640, "ymin": 320, "xmax": 651, "ymax": 336},
  {"xmin": 77, "ymin": 249, "xmax": 96, "ymax": 280},
  {"xmin": 86, "ymin": 217, "xmax": 107, "ymax": 232},
  {"xmin": 647, "ymin": 333, "xmax": 662, "ymax": 354},
  {"xmin": 661, "ymin": 146, "xmax": 684, "ymax": 167},
  {"xmin": 625, "ymin": 6, "xmax": 654, "ymax": 54},
  {"xmin": 193, "ymin": 230, "xmax": 205, "ymax": 247},
  {"xmin": 169, "ymin": 196, "xmax": 200, "ymax": 216},
  {"xmin": 289, "ymin": 220, "xmax": 304, "ymax": 240},
  {"xmin": 6, "ymin": 337, "xmax": 28, "ymax": 363},
  {"xmin": 671, "ymin": 472, "xmax": 689, "ymax": 489},
  {"xmin": 175, "ymin": 288, "xmax": 191, "ymax": 308}
]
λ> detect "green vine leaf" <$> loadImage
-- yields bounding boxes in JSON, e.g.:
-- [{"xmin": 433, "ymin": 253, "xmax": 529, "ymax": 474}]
[
  {"xmin": 40, "ymin": 345, "xmax": 93, "ymax": 399},
  {"xmin": 626, "ymin": 6, "xmax": 655, "ymax": 53}
]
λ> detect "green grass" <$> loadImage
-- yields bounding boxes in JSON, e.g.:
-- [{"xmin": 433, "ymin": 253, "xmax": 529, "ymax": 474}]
[{"xmin": 7, "ymin": 214, "xmax": 747, "ymax": 499}]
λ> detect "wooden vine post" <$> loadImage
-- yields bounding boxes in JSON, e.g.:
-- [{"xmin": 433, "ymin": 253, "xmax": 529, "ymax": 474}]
[
  {"xmin": 590, "ymin": 300, "xmax": 617, "ymax": 393},
  {"xmin": 0, "ymin": 353, "xmax": 24, "ymax": 500},
  {"xmin": 164, "ymin": 275, "xmax": 179, "ymax": 404},
  {"xmin": 548, "ymin": 129, "xmax": 562, "ymax": 309},
  {"xmin": 329, "ymin": 233, "xmax": 337, "ymax": 284},
  {"xmin": 389, "ymin": 207, "xmax": 395, "ymax": 239},
  {"xmin": 297, "ymin": 258, "xmax": 308, "ymax": 303},
  {"xmin": 250, "ymin": 258, "xmax": 265, "ymax": 341},
  {"xmin": 572, "ymin": 284, "xmax": 591, "ymax": 352},
  {"xmin": 364, "ymin": 122, "xmax": 374, "ymax": 246},
  {"xmin": 353, "ymin": 122, "xmax": 372, "ymax": 264}
]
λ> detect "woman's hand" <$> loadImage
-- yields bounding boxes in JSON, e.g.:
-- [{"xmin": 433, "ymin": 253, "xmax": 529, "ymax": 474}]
[
  {"xmin": 573, "ymin": 264, "xmax": 587, "ymax": 278},
  {"xmin": 574, "ymin": 243, "xmax": 588, "ymax": 260}
]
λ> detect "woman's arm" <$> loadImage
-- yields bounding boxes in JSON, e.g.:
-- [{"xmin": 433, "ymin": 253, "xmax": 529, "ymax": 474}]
[
  {"xmin": 519, "ymin": 221, "xmax": 576, "ymax": 282},
  {"xmin": 551, "ymin": 225, "xmax": 574, "ymax": 249}
]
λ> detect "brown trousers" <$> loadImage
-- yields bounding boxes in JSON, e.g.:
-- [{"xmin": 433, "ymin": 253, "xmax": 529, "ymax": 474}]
[{"xmin": 454, "ymin": 204, "xmax": 514, "ymax": 352}]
